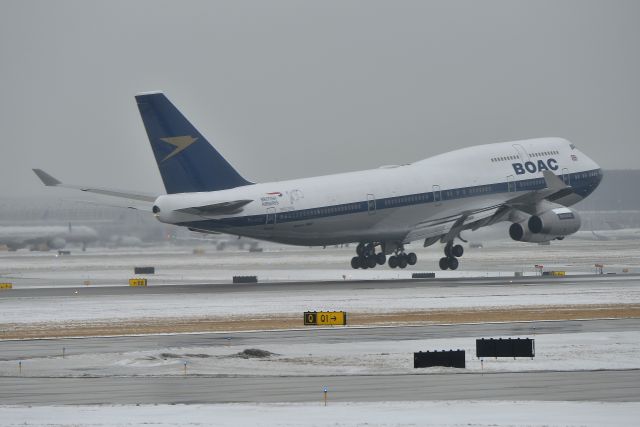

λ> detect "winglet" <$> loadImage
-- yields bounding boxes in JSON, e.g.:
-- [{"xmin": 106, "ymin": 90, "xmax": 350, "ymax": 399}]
[
  {"xmin": 33, "ymin": 169, "xmax": 62, "ymax": 186},
  {"xmin": 542, "ymin": 170, "xmax": 567, "ymax": 192}
]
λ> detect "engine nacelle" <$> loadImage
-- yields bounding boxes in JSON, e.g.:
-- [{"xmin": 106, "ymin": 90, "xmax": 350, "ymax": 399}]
[
  {"xmin": 528, "ymin": 207, "xmax": 581, "ymax": 236},
  {"xmin": 509, "ymin": 223, "xmax": 555, "ymax": 242},
  {"xmin": 509, "ymin": 207, "xmax": 581, "ymax": 242}
]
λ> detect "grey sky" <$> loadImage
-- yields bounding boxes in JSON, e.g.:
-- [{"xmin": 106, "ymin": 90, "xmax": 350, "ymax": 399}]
[{"xmin": 1, "ymin": 0, "xmax": 638, "ymax": 197}]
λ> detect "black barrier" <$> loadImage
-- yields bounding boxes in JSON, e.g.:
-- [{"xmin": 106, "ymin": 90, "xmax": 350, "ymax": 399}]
[
  {"xmin": 476, "ymin": 338, "xmax": 535, "ymax": 358},
  {"xmin": 414, "ymin": 350, "xmax": 465, "ymax": 368},
  {"xmin": 411, "ymin": 273, "xmax": 436, "ymax": 279},
  {"xmin": 233, "ymin": 276, "xmax": 258, "ymax": 284},
  {"xmin": 134, "ymin": 267, "xmax": 155, "ymax": 274}
]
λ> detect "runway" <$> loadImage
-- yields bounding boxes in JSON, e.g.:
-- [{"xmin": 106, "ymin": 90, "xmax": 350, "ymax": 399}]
[
  {"xmin": 1, "ymin": 273, "xmax": 638, "ymax": 298},
  {"xmin": 2, "ymin": 319, "xmax": 639, "ymax": 404},
  {"xmin": 2, "ymin": 263, "xmax": 639, "ymax": 405},
  {"xmin": 2, "ymin": 370, "xmax": 639, "ymax": 404},
  {"xmin": 3, "ymin": 273, "xmax": 639, "ymax": 339},
  {"xmin": 1, "ymin": 318, "xmax": 639, "ymax": 360}
]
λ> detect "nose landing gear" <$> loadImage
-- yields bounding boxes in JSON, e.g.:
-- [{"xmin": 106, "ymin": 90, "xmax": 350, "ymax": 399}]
[{"xmin": 440, "ymin": 242, "xmax": 464, "ymax": 270}]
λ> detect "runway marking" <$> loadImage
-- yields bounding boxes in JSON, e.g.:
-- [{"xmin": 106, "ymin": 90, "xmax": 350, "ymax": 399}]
[
  {"xmin": 0, "ymin": 317, "xmax": 633, "ymax": 342},
  {"xmin": 2, "ymin": 303, "xmax": 639, "ymax": 340}
]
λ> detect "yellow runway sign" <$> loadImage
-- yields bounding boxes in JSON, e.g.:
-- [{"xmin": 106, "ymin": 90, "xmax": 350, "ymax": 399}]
[
  {"xmin": 128, "ymin": 278, "xmax": 147, "ymax": 287},
  {"xmin": 0, "ymin": 283, "xmax": 12, "ymax": 290},
  {"xmin": 304, "ymin": 311, "xmax": 346, "ymax": 326}
]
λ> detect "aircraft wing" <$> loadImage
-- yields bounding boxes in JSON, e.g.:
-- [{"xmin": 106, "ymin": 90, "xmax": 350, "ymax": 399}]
[
  {"xmin": 504, "ymin": 171, "xmax": 574, "ymax": 215},
  {"xmin": 33, "ymin": 169, "xmax": 158, "ymax": 210},
  {"xmin": 403, "ymin": 203, "xmax": 506, "ymax": 245},
  {"xmin": 406, "ymin": 171, "xmax": 575, "ymax": 246}
]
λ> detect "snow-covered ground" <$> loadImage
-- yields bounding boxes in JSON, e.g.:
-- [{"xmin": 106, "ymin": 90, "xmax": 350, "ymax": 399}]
[
  {"xmin": 1, "ymin": 238, "xmax": 638, "ymax": 288},
  {"xmin": 2, "ymin": 331, "xmax": 638, "ymax": 377},
  {"xmin": 1, "ymin": 401, "xmax": 638, "ymax": 427},
  {"xmin": 3, "ymin": 273, "xmax": 639, "ymax": 325}
]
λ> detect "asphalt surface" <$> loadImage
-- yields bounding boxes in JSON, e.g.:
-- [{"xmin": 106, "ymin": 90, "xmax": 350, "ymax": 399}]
[
  {"xmin": 1, "ymin": 319, "xmax": 639, "ymax": 404},
  {"xmin": 2, "ymin": 275, "xmax": 638, "ymax": 405},
  {"xmin": 1, "ymin": 273, "xmax": 637, "ymax": 298},
  {"xmin": 1, "ymin": 318, "xmax": 638, "ymax": 361},
  {"xmin": 2, "ymin": 370, "xmax": 639, "ymax": 404}
]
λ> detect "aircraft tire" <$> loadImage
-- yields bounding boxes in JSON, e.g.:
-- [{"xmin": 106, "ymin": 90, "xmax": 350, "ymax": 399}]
[
  {"xmin": 388, "ymin": 256, "xmax": 398, "ymax": 268},
  {"xmin": 439, "ymin": 257, "xmax": 449, "ymax": 270},
  {"xmin": 356, "ymin": 243, "xmax": 365, "ymax": 256},
  {"xmin": 452, "ymin": 244, "xmax": 464, "ymax": 258},
  {"xmin": 376, "ymin": 252, "xmax": 386, "ymax": 265},
  {"xmin": 448, "ymin": 256, "xmax": 459, "ymax": 270},
  {"xmin": 398, "ymin": 256, "xmax": 408, "ymax": 269},
  {"xmin": 365, "ymin": 243, "xmax": 375, "ymax": 257},
  {"xmin": 358, "ymin": 256, "xmax": 368, "ymax": 269},
  {"xmin": 366, "ymin": 256, "xmax": 377, "ymax": 268},
  {"xmin": 351, "ymin": 257, "xmax": 360, "ymax": 269},
  {"xmin": 444, "ymin": 245, "xmax": 452, "ymax": 257},
  {"xmin": 407, "ymin": 252, "xmax": 417, "ymax": 265}
]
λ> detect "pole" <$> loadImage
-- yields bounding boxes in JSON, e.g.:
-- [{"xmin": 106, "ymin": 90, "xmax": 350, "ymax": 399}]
[
  {"xmin": 323, "ymin": 387, "xmax": 328, "ymax": 406},
  {"xmin": 62, "ymin": 347, "xmax": 66, "ymax": 359},
  {"xmin": 19, "ymin": 361, "xmax": 22, "ymax": 375},
  {"xmin": 183, "ymin": 361, "xmax": 187, "ymax": 376}
]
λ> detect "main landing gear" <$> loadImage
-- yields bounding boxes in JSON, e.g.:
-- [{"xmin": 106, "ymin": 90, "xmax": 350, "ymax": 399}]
[
  {"xmin": 351, "ymin": 243, "xmax": 386, "ymax": 269},
  {"xmin": 350, "ymin": 243, "xmax": 417, "ymax": 269},
  {"xmin": 439, "ymin": 241, "xmax": 464, "ymax": 270},
  {"xmin": 388, "ymin": 251, "xmax": 417, "ymax": 269}
]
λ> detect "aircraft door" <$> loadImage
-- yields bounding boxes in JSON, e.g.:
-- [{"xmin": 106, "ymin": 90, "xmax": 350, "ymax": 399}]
[
  {"xmin": 562, "ymin": 168, "xmax": 571, "ymax": 185},
  {"xmin": 432, "ymin": 185, "xmax": 441, "ymax": 206},
  {"xmin": 507, "ymin": 174, "xmax": 516, "ymax": 192},
  {"xmin": 367, "ymin": 194, "xmax": 376, "ymax": 215},
  {"xmin": 512, "ymin": 144, "xmax": 530, "ymax": 161},
  {"xmin": 265, "ymin": 207, "xmax": 276, "ymax": 229}
]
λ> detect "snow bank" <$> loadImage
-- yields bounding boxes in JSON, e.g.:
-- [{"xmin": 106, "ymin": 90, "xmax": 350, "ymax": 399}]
[{"xmin": 1, "ymin": 401, "xmax": 638, "ymax": 426}]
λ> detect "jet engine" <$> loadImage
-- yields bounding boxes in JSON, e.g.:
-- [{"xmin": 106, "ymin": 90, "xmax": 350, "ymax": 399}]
[{"xmin": 509, "ymin": 206, "xmax": 581, "ymax": 243}]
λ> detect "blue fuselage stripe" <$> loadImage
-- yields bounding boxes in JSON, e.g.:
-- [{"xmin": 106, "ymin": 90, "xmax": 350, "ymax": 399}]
[{"xmin": 181, "ymin": 169, "xmax": 603, "ymax": 230}]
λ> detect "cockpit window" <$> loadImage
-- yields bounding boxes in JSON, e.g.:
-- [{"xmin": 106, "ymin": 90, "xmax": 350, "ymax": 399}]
[{"xmin": 570, "ymin": 143, "xmax": 576, "ymax": 150}]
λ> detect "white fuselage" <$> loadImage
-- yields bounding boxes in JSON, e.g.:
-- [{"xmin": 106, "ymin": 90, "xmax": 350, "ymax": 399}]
[{"xmin": 153, "ymin": 138, "xmax": 602, "ymax": 246}]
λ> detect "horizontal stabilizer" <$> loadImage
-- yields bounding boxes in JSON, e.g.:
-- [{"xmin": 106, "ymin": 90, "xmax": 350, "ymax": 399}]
[
  {"xmin": 176, "ymin": 199, "xmax": 253, "ymax": 216},
  {"xmin": 32, "ymin": 169, "xmax": 158, "ymax": 203}
]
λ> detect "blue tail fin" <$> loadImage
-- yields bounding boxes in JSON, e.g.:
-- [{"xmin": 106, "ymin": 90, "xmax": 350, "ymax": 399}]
[{"xmin": 135, "ymin": 92, "xmax": 252, "ymax": 194}]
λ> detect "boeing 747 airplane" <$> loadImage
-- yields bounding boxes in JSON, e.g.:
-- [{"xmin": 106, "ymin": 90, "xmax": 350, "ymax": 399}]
[{"xmin": 34, "ymin": 92, "xmax": 602, "ymax": 270}]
